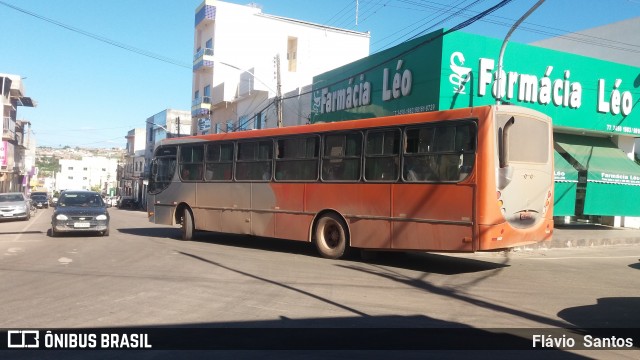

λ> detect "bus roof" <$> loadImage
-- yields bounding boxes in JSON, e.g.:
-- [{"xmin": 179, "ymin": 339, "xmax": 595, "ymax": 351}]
[{"xmin": 159, "ymin": 105, "xmax": 540, "ymax": 146}]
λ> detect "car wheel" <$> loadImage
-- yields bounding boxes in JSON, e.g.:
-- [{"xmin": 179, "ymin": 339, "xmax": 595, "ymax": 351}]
[
  {"xmin": 102, "ymin": 228, "xmax": 110, "ymax": 237},
  {"xmin": 51, "ymin": 227, "xmax": 58, "ymax": 237}
]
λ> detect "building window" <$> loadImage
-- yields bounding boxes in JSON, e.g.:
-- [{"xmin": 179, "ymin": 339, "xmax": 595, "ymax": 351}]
[
  {"xmin": 238, "ymin": 115, "xmax": 248, "ymax": 131},
  {"xmin": 204, "ymin": 85, "xmax": 211, "ymax": 97},
  {"xmin": 68, "ymin": 167, "xmax": 73, "ymax": 170},
  {"xmin": 287, "ymin": 36, "xmax": 298, "ymax": 72}
]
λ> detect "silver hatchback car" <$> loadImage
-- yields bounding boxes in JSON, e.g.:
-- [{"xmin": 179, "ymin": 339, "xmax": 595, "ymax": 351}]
[{"xmin": 0, "ymin": 192, "xmax": 30, "ymax": 221}]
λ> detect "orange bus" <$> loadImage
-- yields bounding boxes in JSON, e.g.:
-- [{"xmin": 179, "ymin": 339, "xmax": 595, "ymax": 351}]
[{"xmin": 147, "ymin": 105, "xmax": 553, "ymax": 259}]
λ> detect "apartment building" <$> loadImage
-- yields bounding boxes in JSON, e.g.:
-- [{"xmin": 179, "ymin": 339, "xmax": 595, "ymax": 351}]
[
  {"xmin": 0, "ymin": 74, "xmax": 36, "ymax": 193},
  {"xmin": 191, "ymin": 0, "xmax": 370, "ymax": 134}
]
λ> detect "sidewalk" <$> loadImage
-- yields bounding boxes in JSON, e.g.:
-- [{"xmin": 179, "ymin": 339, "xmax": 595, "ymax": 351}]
[{"xmin": 535, "ymin": 224, "xmax": 640, "ymax": 249}]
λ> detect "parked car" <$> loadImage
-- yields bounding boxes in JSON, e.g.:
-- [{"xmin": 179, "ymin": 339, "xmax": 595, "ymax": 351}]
[
  {"xmin": 51, "ymin": 190, "xmax": 110, "ymax": 237},
  {"xmin": 118, "ymin": 198, "xmax": 136, "ymax": 209},
  {"xmin": 0, "ymin": 192, "xmax": 30, "ymax": 221},
  {"xmin": 30, "ymin": 194, "xmax": 49, "ymax": 209}
]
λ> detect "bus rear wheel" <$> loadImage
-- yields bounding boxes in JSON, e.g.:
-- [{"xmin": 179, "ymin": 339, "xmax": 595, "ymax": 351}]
[
  {"xmin": 314, "ymin": 213, "xmax": 349, "ymax": 259},
  {"xmin": 181, "ymin": 209, "xmax": 194, "ymax": 241}
]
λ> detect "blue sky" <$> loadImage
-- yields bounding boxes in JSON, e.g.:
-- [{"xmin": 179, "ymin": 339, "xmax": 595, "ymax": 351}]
[{"xmin": 2, "ymin": 0, "xmax": 639, "ymax": 148}]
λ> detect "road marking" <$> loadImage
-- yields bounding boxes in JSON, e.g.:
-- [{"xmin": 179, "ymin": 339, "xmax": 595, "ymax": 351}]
[
  {"xmin": 58, "ymin": 257, "xmax": 73, "ymax": 265},
  {"xmin": 521, "ymin": 255, "xmax": 640, "ymax": 260},
  {"xmin": 4, "ymin": 247, "xmax": 24, "ymax": 256}
]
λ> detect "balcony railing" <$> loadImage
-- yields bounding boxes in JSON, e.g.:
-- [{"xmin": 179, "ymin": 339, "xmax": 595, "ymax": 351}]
[
  {"xmin": 191, "ymin": 96, "xmax": 211, "ymax": 107},
  {"xmin": 2, "ymin": 116, "xmax": 16, "ymax": 141},
  {"xmin": 195, "ymin": 5, "xmax": 216, "ymax": 27},
  {"xmin": 193, "ymin": 48, "xmax": 214, "ymax": 62}
]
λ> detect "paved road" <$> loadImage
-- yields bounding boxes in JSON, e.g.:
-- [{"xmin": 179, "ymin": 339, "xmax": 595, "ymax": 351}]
[{"xmin": 1, "ymin": 207, "xmax": 639, "ymax": 358}]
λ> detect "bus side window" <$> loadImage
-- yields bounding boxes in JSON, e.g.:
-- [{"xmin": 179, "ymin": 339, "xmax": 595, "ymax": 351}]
[
  {"xmin": 365, "ymin": 130, "xmax": 400, "ymax": 181},
  {"xmin": 236, "ymin": 141, "xmax": 273, "ymax": 181},
  {"xmin": 403, "ymin": 127, "xmax": 436, "ymax": 182},
  {"xmin": 205, "ymin": 143, "xmax": 233, "ymax": 181},
  {"xmin": 180, "ymin": 145, "xmax": 204, "ymax": 181},
  {"xmin": 322, "ymin": 132, "xmax": 362, "ymax": 182},
  {"xmin": 275, "ymin": 136, "xmax": 319, "ymax": 181},
  {"xmin": 456, "ymin": 124, "xmax": 476, "ymax": 180}
]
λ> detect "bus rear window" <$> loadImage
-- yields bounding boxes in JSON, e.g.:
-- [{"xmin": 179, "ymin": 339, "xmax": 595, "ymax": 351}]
[{"xmin": 499, "ymin": 115, "xmax": 549, "ymax": 164}]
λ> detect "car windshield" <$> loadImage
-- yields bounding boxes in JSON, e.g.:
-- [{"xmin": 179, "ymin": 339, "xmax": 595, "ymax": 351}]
[
  {"xmin": 31, "ymin": 195, "xmax": 47, "ymax": 201},
  {"xmin": 58, "ymin": 193, "xmax": 104, "ymax": 207},
  {"xmin": 0, "ymin": 194, "xmax": 25, "ymax": 202}
]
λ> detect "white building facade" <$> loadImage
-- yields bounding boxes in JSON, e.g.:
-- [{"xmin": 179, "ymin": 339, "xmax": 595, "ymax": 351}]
[
  {"xmin": 191, "ymin": 0, "xmax": 370, "ymax": 134},
  {"xmin": 55, "ymin": 157, "xmax": 118, "ymax": 194}
]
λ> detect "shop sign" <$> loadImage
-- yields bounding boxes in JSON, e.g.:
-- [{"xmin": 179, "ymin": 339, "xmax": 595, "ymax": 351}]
[
  {"xmin": 0, "ymin": 141, "xmax": 7, "ymax": 167},
  {"xmin": 441, "ymin": 31, "xmax": 640, "ymax": 135},
  {"xmin": 311, "ymin": 30, "xmax": 640, "ymax": 136}
]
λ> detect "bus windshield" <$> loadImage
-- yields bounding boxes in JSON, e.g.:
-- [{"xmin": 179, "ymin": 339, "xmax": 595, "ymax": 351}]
[{"xmin": 148, "ymin": 146, "xmax": 177, "ymax": 194}]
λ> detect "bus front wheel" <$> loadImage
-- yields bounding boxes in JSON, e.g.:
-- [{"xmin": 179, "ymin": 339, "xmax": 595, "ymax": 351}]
[
  {"xmin": 314, "ymin": 213, "xmax": 349, "ymax": 259},
  {"xmin": 181, "ymin": 209, "xmax": 194, "ymax": 241}
]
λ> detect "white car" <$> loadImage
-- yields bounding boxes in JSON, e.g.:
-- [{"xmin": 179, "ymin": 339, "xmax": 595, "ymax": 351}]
[{"xmin": 0, "ymin": 192, "xmax": 30, "ymax": 221}]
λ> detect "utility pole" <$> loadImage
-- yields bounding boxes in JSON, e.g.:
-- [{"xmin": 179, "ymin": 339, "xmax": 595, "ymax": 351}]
[
  {"xmin": 274, "ymin": 54, "xmax": 283, "ymax": 128},
  {"xmin": 176, "ymin": 117, "xmax": 181, "ymax": 137}
]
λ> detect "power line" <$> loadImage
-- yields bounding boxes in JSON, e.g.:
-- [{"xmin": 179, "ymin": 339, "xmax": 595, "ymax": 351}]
[
  {"xmin": 0, "ymin": 0, "xmax": 190, "ymax": 69},
  {"xmin": 283, "ymin": 0, "xmax": 515, "ymax": 103},
  {"xmin": 374, "ymin": 0, "xmax": 482, "ymax": 50},
  {"xmin": 378, "ymin": 0, "xmax": 640, "ymax": 54},
  {"xmin": 324, "ymin": 0, "xmax": 354, "ymax": 25}
]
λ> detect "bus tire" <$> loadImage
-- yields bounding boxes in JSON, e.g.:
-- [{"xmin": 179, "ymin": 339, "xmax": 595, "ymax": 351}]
[
  {"xmin": 314, "ymin": 213, "xmax": 349, "ymax": 259},
  {"xmin": 181, "ymin": 208, "xmax": 194, "ymax": 241}
]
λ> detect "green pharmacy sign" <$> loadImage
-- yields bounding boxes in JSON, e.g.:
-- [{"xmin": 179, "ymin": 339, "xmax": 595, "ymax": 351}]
[{"xmin": 311, "ymin": 30, "xmax": 640, "ymax": 136}]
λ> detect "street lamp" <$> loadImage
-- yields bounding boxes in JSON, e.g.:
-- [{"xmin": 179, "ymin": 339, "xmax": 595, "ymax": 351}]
[
  {"xmin": 496, "ymin": 0, "xmax": 545, "ymax": 105},
  {"xmin": 146, "ymin": 121, "xmax": 170, "ymax": 133}
]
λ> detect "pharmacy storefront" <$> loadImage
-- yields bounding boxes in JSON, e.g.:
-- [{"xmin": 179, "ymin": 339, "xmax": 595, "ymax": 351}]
[{"xmin": 311, "ymin": 29, "xmax": 640, "ymax": 224}]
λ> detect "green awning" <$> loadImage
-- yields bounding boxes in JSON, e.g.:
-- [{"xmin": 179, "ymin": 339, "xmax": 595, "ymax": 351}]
[
  {"xmin": 554, "ymin": 150, "xmax": 579, "ymax": 183},
  {"xmin": 553, "ymin": 151, "xmax": 578, "ymax": 216},
  {"xmin": 555, "ymin": 133, "xmax": 640, "ymax": 185},
  {"xmin": 555, "ymin": 133, "xmax": 640, "ymax": 216}
]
